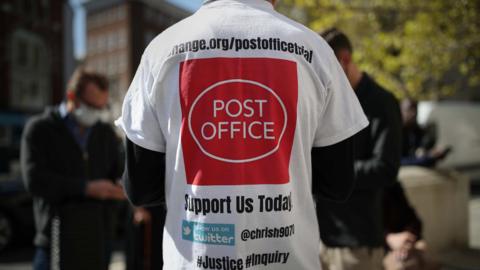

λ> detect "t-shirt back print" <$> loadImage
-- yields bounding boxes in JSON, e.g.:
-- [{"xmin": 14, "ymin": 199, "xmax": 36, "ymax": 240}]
[
  {"xmin": 116, "ymin": 2, "xmax": 369, "ymax": 268},
  {"xmin": 179, "ymin": 58, "xmax": 298, "ymax": 186}
]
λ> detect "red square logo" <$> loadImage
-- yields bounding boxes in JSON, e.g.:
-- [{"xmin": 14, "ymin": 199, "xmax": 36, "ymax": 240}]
[{"xmin": 179, "ymin": 58, "xmax": 298, "ymax": 185}]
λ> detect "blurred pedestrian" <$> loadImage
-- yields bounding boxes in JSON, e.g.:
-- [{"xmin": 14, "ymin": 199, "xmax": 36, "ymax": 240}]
[
  {"xmin": 317, "ymin": 28, "xmax": 402, "ymax": 270},
  {"xmin": 400, "ymin": 98, "xmax": 450, "ymax": 167},
  {"xmin": 21, "ymin": 68, "xmax": 125, "ymax": 270},
  {"xmin": 115, "ymin": 0, "xmax": 369, "ymax": 269}
]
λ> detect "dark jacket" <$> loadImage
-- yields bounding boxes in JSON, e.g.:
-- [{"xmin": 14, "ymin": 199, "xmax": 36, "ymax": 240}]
[
  {"xmin": 316, "ymin": 73, "xmax": 402, "ymax": 247},
  {"xmin": 383, "ymin": 181, "xmax": 422, "ymax": 239},
  {"xmin": 21, "ymin": 107, "xmax": 121, "ymax": 247}
]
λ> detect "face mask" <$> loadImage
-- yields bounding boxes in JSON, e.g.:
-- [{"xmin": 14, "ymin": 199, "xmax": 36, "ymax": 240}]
[{"xmin": 73, "ymin": 102, "xmax": 111, "ymax": 127}]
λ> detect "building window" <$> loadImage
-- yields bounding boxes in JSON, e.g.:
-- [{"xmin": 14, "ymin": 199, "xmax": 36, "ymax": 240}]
[
  {"xmin": 118, "ymin": 29, "xmax": 127, "ymax": 49},
  {"xmin": 95, "ymin": 12, "xmax": 105, "ymax": 28},
  {"xmin": 109, "ymin": 77, "xmax": 119, "ymax": 93},
  {"xmin": 87, "ymin": 18, "xmax": 93, "ymax": 30},
  {"xmin": 102, "ymin": 59, "xmax": 108, "ymax": 74},
  {"xmin": 0, "ymin": 126, "xmax": 12, "ymax": 148},
  {"xmin": 107, "ymin": 31, "xmax": 116, "ymax": 51},
  {"xmin": 106, "ymin": 9, "xmax": 114, "ymax": 25},
  {"xmin": 23, "ymin": 0, "xmax": 31, "ymax": 17},
  {"xmin": 112, "ymin": 7, "xmax": 119, "ymax": 22},
  {"xmin": 42, "ymin": 0, "xmax": 50, "ymax": 22},
  {"xmin": 87, "ymin": 37, "xmax": 95, "ymax": 55},
  {"xmin": 86, "ymin": 59, "xmax": 94, "ymax": 71},
  {"xmin": 118, "ymin": 53, "xmax": 127, "ymax": 73},
  {"xmin": 32, "ymin": 45, "xmax": 41, "ymax": 69},
  {"xmin": 94, "ymin": 36, "xmax": 101, "ymax": 53},
  {"xmin": 119, "ymin": 79, "xmax": 127, "ymax": 94},
  {"xmin": 97, "ymin": 35, "xmax": 106, "ymax": 53},
  {"xmin": 17, "ymin": 39, "xmax": 28, "ymax": 67},
  {"xmin": 95, "ymin": 59, "xmax": 102, "ymax": 74},
  {"xmin": 117, "ymin": 6, "xmax": 126, "ymax": 21},
  {"xmin": 89, "ymin": 15, "xmax": 98, "ymax": 29},
  {"xmin": 36, "ymin": 0, "xmax": 43, "ymax": 21},
  {"xmin": 107, "ymin": 56, "xmax": 115, "ymax": 75},
  {"xmin": 10, "ymin": 30, "xmax": 51, "ymax": 111},
  {"xmin": 30, "ymin": 82, "xmax": 39, "ymax": 102}
]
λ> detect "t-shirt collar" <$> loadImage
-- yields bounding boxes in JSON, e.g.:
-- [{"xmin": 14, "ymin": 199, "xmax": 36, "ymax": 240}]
[{"xmin": 202, "ymin": 0, "xmax": 273, "ymax": 10}]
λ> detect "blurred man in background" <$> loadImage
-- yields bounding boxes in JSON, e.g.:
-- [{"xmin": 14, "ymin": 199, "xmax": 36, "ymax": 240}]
[
  {"xmin": 317, "ymin": 28, "xmax": 402, "ymax": 270},
  {"xmin": 21, "ymin": 68, "xmax": 125, "ymax": 270}
]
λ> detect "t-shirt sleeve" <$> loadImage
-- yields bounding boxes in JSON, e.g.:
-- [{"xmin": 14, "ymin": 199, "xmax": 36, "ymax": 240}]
[
  {"xmin": 313, "ymin": 56, "xmax": 369, "ymax": 147},
  {"xmin": 115, "ymin": 56, "xmax": 166, "ymax": 153}
]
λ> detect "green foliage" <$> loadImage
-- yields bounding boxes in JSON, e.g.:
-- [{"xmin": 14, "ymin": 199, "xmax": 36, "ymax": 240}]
[{"xmin": 277, "ymin": 0, "xmax": 480, "ymax": 99}]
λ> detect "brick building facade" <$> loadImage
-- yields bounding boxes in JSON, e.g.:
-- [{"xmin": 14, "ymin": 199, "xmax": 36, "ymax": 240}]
[
  {"xmin": 0, "ymin": 0, "xmax": 67, "ymax": 113},
  {"xmin": 83, "ymin": 0, "xmax": 189, "ymax": 117}
]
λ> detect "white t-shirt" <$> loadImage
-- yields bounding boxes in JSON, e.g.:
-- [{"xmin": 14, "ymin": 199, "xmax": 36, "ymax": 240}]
[{"xmin": 116, "ymin": 0, "xmax": 368, "ymax": 269}]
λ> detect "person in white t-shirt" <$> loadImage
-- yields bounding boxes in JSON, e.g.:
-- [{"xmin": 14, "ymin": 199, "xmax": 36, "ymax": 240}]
[{"xmin": 116, "ymin": 0, "xmax": 368, "ymax": 269}]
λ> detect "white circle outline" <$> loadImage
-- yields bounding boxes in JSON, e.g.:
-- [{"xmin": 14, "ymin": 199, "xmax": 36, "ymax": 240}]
[{"xmin": 188, "ymin": 79, "xmax": 288, "ymax": 163}]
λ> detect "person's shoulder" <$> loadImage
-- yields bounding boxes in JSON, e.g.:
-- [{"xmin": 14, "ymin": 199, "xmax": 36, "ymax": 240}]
[
  {"xmin": 380, "ymin": 87, "xmax": 399, "ymax": 109},
  {"xmin": 95, "ymin": 122, "xmax": 118, "ymax": 138},
  {"xmin": 362, "ymin": 75, "xmax": 400, "ymax": 120},
  {"xmin": 378, "ymin": 86, "xmax": 398, "ymax": 106},
  {"xmin": 23, "ymin": 107, "xmax": 59, "ymax": 137},
  {"xmin": 367, "ymin": 75, "xmax": 398, "ymax": 104}
]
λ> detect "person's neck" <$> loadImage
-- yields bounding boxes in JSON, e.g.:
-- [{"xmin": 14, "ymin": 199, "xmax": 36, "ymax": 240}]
[
  {"xmin": 66, "ymin": 101, "xmax": 88, "ymax": 132},
  {"xmin": 66, "ymin": 101, "xmax": 75, "ymax": 114},
  {"xmin": 348, "ymin": 64, "xmax": 363, "ymax": 90}
]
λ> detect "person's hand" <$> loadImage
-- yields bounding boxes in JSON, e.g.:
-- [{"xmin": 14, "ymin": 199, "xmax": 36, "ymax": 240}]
[
  {"xmin": 133, "ymin": 207, "xmax": 152, "ymax": 225},
  {"xmin": 387, "ymin": 231, "xmax": 416, "ymax": 250},
  {"xmin": 85, "ymin": 179, "xmax": 126, "ymax": 200},
  {"xmin": 428, "ymin": 147, "xmax": 450, "ymax": 160},
  {"xmin": 386, "ymin": 231, "xmax": 417, "ymax": 261}
]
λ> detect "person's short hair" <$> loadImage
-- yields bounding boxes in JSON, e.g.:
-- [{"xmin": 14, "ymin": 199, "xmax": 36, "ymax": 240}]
[
  {"xmin": 320, "ymin": 28, "xmax": 353, "ymax": 54},
  {"xmin": 66, "ymin": 67, "xmax": 109, "ymax": 98}
]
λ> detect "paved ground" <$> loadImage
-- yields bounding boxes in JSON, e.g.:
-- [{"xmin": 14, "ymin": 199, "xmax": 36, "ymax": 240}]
[
  {"xmin": 1, "ymin": 198, "xmax": 480, "ymax": 270},
  {"xmin": 0, "ymin": 250, "xmax": 125, "ymax": 270}
]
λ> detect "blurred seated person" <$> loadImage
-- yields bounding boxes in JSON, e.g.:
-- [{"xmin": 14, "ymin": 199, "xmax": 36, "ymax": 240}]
[
  {"xmin": 383, "ymin": 181, "xmax": 423, "ymax": 270},
  {"xmin": 383, "ymin": 98, "xmax": 443, "ymax": 269},
  {"xmin": 383, "ymin": 181, "xmax": 440, "ymax": 270},
  {"xmin": 401, "ymin": 98, "xmax": 449, "ymax": 167}
]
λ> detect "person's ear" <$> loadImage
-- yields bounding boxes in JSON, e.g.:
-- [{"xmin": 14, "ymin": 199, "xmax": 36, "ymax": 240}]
[
  {"xmin": 66, "ymin": 90, "xmax": 81, "ymax": 108},
  {"xmin": 66, "ymin": 90, "xmax": 76, "ymax": 101},
  {"xmin": 337, "ymin": 49, "xmax": 352, "ymax": 71}
]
